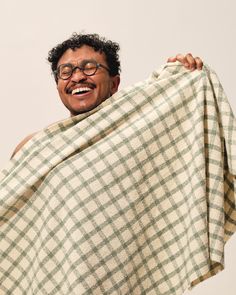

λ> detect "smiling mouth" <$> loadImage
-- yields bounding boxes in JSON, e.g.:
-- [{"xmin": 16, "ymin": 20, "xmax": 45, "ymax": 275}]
[{"xmin": 71, "ymin": 87, "xmax": 93, "ymax": 95}]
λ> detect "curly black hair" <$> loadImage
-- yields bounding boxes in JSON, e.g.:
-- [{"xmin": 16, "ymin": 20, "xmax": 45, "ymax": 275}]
[{"xmin": 48, "ymin": 33, "xmax": 121, "ymax": 82}]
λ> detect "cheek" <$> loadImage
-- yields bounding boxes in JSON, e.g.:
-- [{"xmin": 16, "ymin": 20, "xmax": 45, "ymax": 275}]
[
  {"xmin": 97, "ymin": 79, "xmax": 112, "ymax": 95},
  {"xmin": 57, "ymin": 82, "xmax": 67, "ymax": 96},
  {"xmin": 57, "ymin": 83, "xmax": 62, "ymax": 93}
]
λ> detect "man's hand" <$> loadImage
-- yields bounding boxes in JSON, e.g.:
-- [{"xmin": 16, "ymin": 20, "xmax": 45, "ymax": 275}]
[{"xmin": 167, "ymin": 53, "xmax": 203, "ymax": 70}]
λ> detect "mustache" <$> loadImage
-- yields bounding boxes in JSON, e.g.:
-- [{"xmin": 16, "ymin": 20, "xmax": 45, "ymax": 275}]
[{"xmin": 66, "ymin": 82, "xmax": 96, "ymax": 94}]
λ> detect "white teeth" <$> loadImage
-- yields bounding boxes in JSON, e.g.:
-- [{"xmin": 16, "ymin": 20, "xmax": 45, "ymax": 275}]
[{"xmin": 72, "ymin": 87, "xmax": 92, "ymax": 95}]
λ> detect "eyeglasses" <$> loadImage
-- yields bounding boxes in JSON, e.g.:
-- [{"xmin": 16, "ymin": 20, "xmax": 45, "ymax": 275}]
[{"xmin": 55, "ymin": 60, "xmax": 110, "ymax": 80}]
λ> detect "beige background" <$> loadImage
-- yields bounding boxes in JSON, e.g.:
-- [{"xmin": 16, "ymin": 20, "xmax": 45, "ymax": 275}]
[{"xmin": 0, "ymin": 0, "xmax": 235, "ymax": 294}]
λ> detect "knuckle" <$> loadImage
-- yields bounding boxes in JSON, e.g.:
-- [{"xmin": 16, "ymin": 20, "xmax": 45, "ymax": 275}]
[
  {"xmin": 195, "ymin": 57, "xmax": 202, "ymax": 63},
  {"xmin": 176, "ymin": 53, "xmax": 184, "ymax": 59}
]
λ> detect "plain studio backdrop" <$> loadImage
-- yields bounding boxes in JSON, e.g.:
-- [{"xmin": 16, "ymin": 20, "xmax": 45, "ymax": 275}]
[{"xmin": 0, "ymin": 0, "xmax": 235, "ymax": 294}]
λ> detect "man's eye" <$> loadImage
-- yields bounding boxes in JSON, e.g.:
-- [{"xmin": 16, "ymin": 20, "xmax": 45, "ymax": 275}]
[
  {"xmin": 62, "ymin": 69, "xmax": 71, "ymax": 74},
  {"xmin": 61, "ymin": 67, "xmax": 72, "ymax": 75},
  {"xmin": 84, "ymin": 62, "xmax": 96, "ymax": 70}
]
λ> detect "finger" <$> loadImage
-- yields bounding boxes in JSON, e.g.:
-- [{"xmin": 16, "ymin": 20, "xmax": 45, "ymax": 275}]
[
  {"xmin": 185, "ymin": 53, "xmax": 197, "ymax": 70},
  {"xmin": 167, "ymin": 56, "xmax": 177, "ymax": 62},
  {"xmin": 194, "ymin": 57, "xmax": 203, "ymax": 70},
  {"xmin": 175, "ymin": 54, "xmax": 188, "ymax": 67}
]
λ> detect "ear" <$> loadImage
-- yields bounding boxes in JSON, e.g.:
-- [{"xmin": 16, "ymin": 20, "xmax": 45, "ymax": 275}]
[{"xmin": 110, "ymin": 75, "xmax": 120, "ymax": 95}]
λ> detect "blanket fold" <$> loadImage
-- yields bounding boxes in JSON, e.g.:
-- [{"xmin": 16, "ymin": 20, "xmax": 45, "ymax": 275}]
[{"xmin": 0, "ymin": 62, "xmax": 235, "ymax": 295}]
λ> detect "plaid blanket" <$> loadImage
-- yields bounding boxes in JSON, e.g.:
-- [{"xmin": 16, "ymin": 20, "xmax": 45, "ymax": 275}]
[{"xmin": 0, "ymin": 62, "xmax": 235, "ymax": 295}]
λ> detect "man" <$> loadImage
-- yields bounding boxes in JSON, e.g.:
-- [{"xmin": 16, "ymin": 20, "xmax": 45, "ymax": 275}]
[
  {"xmin": 3, "ymin": 33, "xmax": 235, "ymax": 295},
  {"xmin": 12, "ymin": 33, "xmax": 203, "ymax": 156}
]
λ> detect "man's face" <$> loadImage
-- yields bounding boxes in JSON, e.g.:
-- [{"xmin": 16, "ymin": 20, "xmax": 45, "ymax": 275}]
[{"xmin": 56, "ymin": 46, "xmax": 120, "ymax": 116}]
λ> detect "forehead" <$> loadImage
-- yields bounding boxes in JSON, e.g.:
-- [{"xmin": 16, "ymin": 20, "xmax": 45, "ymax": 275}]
[{"xmin": 58, "ymin": 45, "xmax": 107, "ymax": 66}]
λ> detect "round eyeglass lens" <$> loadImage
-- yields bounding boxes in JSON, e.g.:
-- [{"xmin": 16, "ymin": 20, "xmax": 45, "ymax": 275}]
[
  {"xmin": 59, "ymin": 64, "xmax": 73, "ymax": 79},
  {"xmin": 83, "ymin": 62, "xmax": 98, "ymax": 76}
]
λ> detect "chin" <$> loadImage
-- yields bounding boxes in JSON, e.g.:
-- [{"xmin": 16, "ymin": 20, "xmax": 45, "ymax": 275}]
[{"xmin": 69, "ymin": 105, "xmax": 96, "ymax": 116}]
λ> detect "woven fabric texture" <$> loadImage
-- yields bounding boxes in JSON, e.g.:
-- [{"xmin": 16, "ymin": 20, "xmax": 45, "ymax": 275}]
[{"xmin": 0, "ymin": 63, "xmax": 235, "ymax": 295}]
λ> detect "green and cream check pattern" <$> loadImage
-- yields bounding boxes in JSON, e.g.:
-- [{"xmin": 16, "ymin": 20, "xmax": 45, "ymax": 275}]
[{"xmin": 0, "ymin": 63, "xmax": 235, "ymax": 295}]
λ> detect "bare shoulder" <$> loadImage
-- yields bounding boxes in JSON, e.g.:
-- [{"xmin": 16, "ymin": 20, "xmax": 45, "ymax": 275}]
[{"xmin": 11, "ymin": 132, "xmax": 38, "ymax": 158}]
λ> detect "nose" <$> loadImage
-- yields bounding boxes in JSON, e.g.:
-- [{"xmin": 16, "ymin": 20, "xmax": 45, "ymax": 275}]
[{"xmin": 71, "ymin": 67, "xmax": 87, "ymax": 82}]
